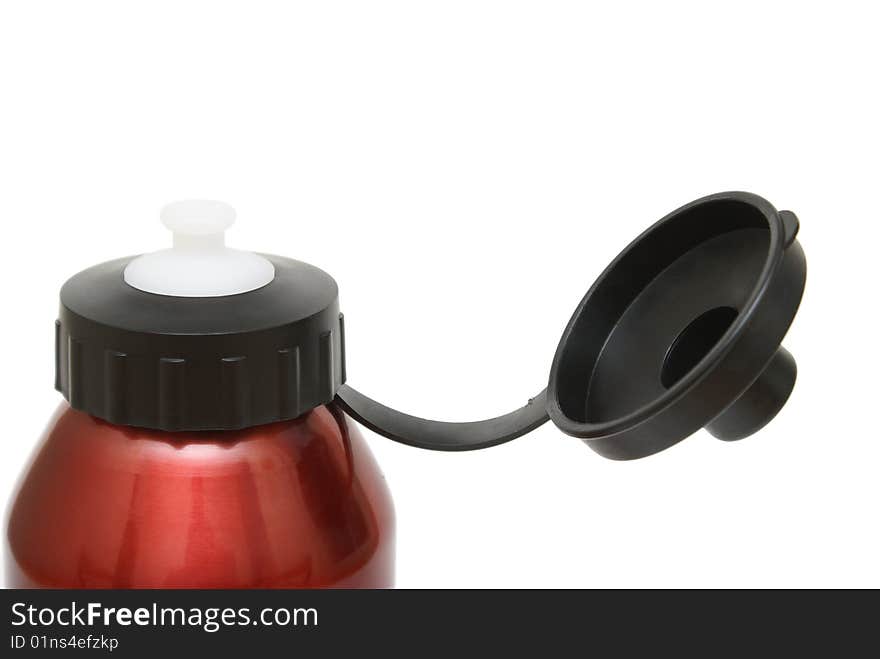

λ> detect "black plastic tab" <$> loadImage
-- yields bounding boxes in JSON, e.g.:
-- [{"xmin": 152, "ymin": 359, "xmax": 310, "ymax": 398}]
[{"xmin": 336, "ymin": 385, "xmax": 549, "ymax": 451}]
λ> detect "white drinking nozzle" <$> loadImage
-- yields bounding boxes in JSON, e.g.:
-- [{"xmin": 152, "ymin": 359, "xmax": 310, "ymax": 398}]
[{"xmin": 123, "ymin": 200, "xmax": 275, "ymax": 297}]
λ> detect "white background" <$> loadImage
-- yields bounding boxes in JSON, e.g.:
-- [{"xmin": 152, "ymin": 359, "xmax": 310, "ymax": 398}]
[{"xmin": 1, "ymin": 1, "xmax": 877, "ymax": 588}]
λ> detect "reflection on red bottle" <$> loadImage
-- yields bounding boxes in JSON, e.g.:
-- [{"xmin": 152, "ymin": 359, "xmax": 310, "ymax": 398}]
[{"xmin": 6, "ymin": 403, "xmax": 394, "ymax": 588}]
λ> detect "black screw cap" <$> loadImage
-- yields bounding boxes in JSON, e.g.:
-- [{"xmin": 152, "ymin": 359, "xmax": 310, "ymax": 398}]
[{"xmin": 56, "ymin": 255, "xmax": 345, "ymax": 431}]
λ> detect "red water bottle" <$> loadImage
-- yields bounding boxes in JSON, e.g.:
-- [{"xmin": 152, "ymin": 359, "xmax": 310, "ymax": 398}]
[
  {"xmin": 7, "ymin": 201, "xmax": 394, "ymax": 588},
  {"xmin": 6, "ymin": 192, "xmax": 807, "ymax": 588}
]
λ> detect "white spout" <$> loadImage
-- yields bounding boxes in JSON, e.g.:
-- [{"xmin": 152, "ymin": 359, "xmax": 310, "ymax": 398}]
[{"xmin": 124, "ymin": 200, "xmax": 275, "ymax": 297}]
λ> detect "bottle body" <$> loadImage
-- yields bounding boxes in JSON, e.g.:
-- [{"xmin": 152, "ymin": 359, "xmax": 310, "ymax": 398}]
[{"xmin": 6, "ymin": 403, "xmax": 394, "ymax": 588}]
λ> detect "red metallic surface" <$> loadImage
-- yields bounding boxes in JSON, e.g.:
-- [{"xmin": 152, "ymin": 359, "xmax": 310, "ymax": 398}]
[{"xmin": 6, "ymin": 403, "xmax": 394, "ymax": 588}]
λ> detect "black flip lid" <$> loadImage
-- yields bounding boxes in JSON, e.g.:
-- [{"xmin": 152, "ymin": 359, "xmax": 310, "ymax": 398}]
[{"xmin": 337, "ymin": 191, "xmax": 806, "ymax": 459}]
